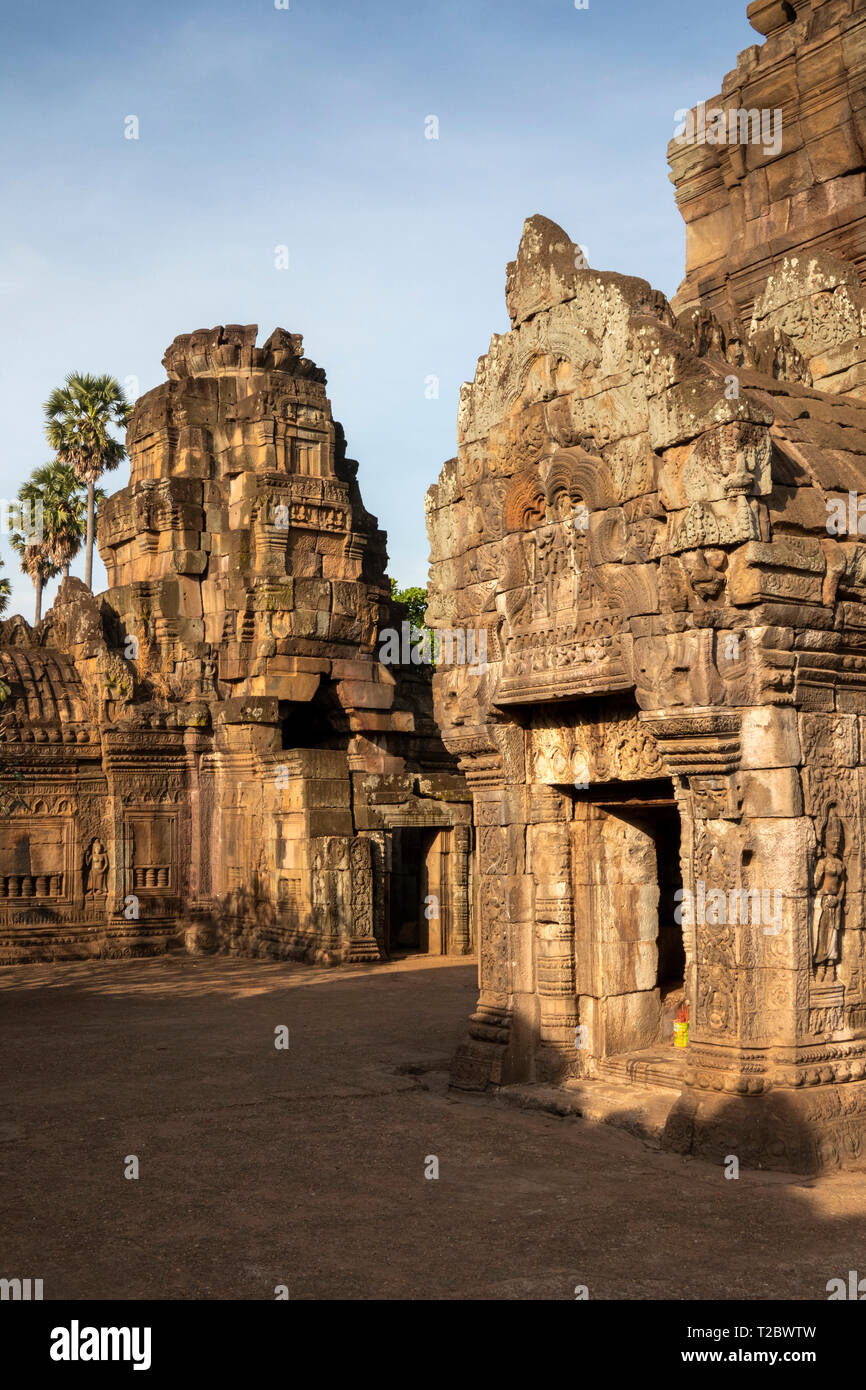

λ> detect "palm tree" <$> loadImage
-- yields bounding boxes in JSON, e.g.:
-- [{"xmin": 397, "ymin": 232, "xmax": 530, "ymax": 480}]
[
  {"xmin": 44, "ymin": 373, "xmax": 132, "ymax": 590},
  {"xmin": 27, "ymin": 462, "xmax": 89, "ymax": 579},
  {"xmin": 9, "ymin": 499, "xmax": 59, "ymax": 624}
]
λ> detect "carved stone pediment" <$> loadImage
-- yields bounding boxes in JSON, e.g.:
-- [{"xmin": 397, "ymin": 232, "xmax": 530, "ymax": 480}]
[{"xmin": 494, "ymin": 447, "xmax": 632, "ymax": 704}]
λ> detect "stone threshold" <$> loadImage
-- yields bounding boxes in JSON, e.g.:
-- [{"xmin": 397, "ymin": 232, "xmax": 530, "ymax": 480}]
[
  {"xmin": 493, "ymin": 1069, "xmax": 683, "ymax": 1150},
  {"xmin": 597, "ymin": 1046, "xmax": 685, "ymax": 1092}
]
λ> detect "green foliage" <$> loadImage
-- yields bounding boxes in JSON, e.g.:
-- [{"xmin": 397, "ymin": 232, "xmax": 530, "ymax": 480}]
[
  {"xmin": 390, "ymin": 579, "xmax": 429, "ymax": 632},
  {"xmin": 21, "ymin": 462, "xmax": 90, "ymax": 572},
  {"xmin": 389, "ymin": 579, "xmax": 437, "ymax": 668},
  {"xmin": 44, "ymin": 371, "xmax": 132, "ymax": 589},
  {"xmin": 44, "ymin": 372, "xmax": 132, "ymax": 485},
  {"xmin": 9, "ymin": 526, "xmax": 59, "ymax": 585}
]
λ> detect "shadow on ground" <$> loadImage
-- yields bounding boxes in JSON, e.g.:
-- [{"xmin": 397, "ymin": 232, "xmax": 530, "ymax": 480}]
[{"xmin": 1, "ymin": 955, "xmax": 865, "ymax": 1300}]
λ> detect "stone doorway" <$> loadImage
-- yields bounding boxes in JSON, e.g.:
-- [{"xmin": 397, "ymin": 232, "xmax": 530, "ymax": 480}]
[
  {"xmin": 611, "ymin": 797, "xmax": 684, "ymax": 1045},
  {"xmin": 387, "ymin": 828, "xmax": 439, "ymax": 955},
  {"xmin": 572, "ymin": 779, "xmax": 686, "ymax": 1083}
]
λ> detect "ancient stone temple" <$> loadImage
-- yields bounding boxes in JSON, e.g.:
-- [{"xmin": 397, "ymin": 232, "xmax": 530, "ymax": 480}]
[
  {"xmin": 670, "ymin": 0, "xmax": 866, "ymax": 330},
  {"xmin": 0, "ymin": 326, "xmax": 472, "ymax": 965},
  {"xmin": 426, "ymin": 0, "xmax": 866, "ymax": 1170}
]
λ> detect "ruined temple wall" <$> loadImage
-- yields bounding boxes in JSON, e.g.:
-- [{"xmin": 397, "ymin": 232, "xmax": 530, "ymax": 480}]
[
  {"xmin": 63, "ymin": 325, "xmax": 471, "ymax": 967},
  {"xmin": 0, "ymin": 320, "xmax": 472, "ymax": 969},
  {"xmin": 0, "ymin": 628, "xmax": 187, "ymax": 961},
  {"xmin": 172, "ymin": 704, "xmax": 474, "ymax": 964},
  {"xmin": 669, "ymin": 0, "xmax": 866, "ymax": 324},
  {"xmin": 427, "ymin": 205, "xmax": 866, "ymax": 1167},
  {"xmin": 0, "ymin": 737, "xmax": 196, "ymax": 964},
  {"xmin": 95, "ymin": 327, "xmax": 395, "ymax": 746},
  {"xmin": 0, "ymin": 761, "xmax": 107, "ymax": 963}
]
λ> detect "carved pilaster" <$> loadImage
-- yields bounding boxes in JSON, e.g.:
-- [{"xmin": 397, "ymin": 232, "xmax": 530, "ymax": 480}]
[
  {"xmin": 365, "ymin": 829, "xmax": 388, "ymax": 956},
  {"xmin": 451, "ymin": 780, "xmax": 515, "ymax": 1089},
  {"xmin": 344, "ymin": 834, "xmax": 381, "ymax": 963},
  {"xmin": 533, "ymin": 801, "xmax": 578, "ymax": 1074},
  {"xmin": 450, "ymin": 824, "xmax": 472, "ymax": 955}
]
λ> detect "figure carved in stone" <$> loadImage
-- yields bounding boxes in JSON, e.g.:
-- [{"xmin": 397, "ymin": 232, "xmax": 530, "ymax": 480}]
[
  {"xmin": 812, "ymin": 807, "xmax": 846, "ymax": 984},
  {"xmin": 518, "ymin": 479, "xmax": 582, "ymax": 622},
  {"xmin": 85, "ymin": 839, "xmax": 109, "ymax": 897},
  {"xmin": 681, "ymin": 548, "xmax": 726, "ymax": 601}
]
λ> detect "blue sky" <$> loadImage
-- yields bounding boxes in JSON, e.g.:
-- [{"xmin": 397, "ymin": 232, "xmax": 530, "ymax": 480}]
[{"xmin": 0, "ymin": 0, "xmax": 757, "ymax": 619}]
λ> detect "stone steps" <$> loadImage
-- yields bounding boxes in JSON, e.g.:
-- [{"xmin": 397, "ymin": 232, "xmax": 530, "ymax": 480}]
[{"xmin": 495, "ymin": 1074, "xmax": 681, "ymax": 1149}]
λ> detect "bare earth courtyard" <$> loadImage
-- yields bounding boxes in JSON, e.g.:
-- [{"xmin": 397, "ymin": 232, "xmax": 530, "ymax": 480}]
[{"xmin": 1, "ymin": 954, "xmax": 865, "ymax": 1302}]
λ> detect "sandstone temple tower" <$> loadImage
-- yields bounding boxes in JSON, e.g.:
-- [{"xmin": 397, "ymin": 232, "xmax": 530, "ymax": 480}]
[
  {"xmin": 426, "ymin": 0, "xmax": 866, "ymax": 1170},
  {"xmin": 0, "ymin": 326, "xmax": 472, "ymax": 965}
]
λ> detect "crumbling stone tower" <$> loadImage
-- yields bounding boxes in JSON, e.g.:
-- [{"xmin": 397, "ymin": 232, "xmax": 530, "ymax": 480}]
[
  {"xmin": 671, "ymin": 0, "xmax": 866, "ymax": 330},
  {"xmin": 0, "ymin": 326, "xmax": 472, "ymax": 965},
  {"xmin": 426, "ymin": 0, "xmax": 866, "ymax": 1171}
]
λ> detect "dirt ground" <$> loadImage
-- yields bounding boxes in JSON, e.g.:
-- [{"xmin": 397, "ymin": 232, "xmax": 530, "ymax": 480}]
[{"xmin": 1, "ymin": 953, "xmax": 865, "ymax": 1301}]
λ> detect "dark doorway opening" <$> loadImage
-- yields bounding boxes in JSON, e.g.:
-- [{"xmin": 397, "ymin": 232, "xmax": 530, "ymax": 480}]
[
  {"xmin": 278, "ymin": 683, "xmax": 350, "ymax": 750},
  {"xmin": 388, "ymin": 828, "xmax": 437, "ymax": 955},
  {"xmin": 636, "ymin": 803, "xmax": 685, "ymax": 987},
  {"xmin": 632, "ymin": 801, "xmax": 684, "ymax": 1041},
  {"xmin": 579, "ymin": 779, "xmax": 685, "ymax": 1051}
]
